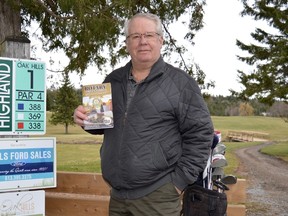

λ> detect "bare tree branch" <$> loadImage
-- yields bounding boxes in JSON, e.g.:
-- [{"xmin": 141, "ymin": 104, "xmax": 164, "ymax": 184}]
[
  {"xmin": 162, "ymin": 23, "xmax": 190, "ymax": 72},
  {"xmin": 32, "ymin": 0, "xmax": 75, "ymax": 20}
]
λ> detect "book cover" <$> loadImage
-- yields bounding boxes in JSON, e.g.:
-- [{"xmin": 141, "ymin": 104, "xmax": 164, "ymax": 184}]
[{"xmin": 82, "ymin": 83, "xmax": 113, "ymax": 130}]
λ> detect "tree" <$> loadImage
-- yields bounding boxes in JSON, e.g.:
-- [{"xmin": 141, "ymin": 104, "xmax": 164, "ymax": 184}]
[
  {"xmin": 0, "ymin": 0, "xmax": 214, "ymax": 93},
  {"xmin": 46, "ymin": 88, "xmax": 57, "ymax": 111},
  {"xmin": 206, "ymin": 95, "xmax": 236, "ymax": 116},
  {"xmin": 239, "ymin": 102, "xmax": 254, "ymax": 116},
  {"xmin": 268, "ymin": 101, "xmax": 288, "ymax": 122},
  {"xmin": 47, "ymin": 86, "xmax": 81, "ymax": 111},
  {"xmin": 233, "ymin": 0, "xmax": 288, "ymax": 105},
  {"xmin": 0, "ymin": 0, "xmax": 21, "ymax": 41},
  {"xmin": 49, "ymin": 71, "xmax": 80, "ymax": 134}
]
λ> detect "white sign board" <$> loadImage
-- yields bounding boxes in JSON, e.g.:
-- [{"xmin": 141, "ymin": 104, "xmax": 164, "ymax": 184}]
[
  {"xmin": 0, "ymin": 190, "xmax": 45, "ymax": 216},
  {"xmin": 0, "ymin": 138, "xmax": 56, "ymax": 192}
]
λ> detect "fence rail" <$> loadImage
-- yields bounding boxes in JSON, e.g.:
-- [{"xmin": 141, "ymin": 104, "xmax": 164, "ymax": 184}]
[
  {"xmin": 45, "ymin": 171, "xmax": 246, "ymax": 216},
  {"xmin": 227, "ymin": 130, "xmax": 269, "ymax": 142}
]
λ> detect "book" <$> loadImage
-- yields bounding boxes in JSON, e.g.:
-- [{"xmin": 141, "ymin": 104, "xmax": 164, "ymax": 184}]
[{"xmin": 82, "ymin": 83, "xmax": 113, "ymax": 130}]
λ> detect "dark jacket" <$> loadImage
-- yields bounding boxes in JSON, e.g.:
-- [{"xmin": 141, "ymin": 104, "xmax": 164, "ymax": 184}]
[{"xmin": 88, "ymin": 57, "xmax": 214, "ymax": 199}]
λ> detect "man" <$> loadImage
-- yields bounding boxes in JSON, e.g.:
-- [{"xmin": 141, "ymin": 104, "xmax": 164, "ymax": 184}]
[{"xmin": 74, "ymin": 13, "xmax": 214, "ymax": 216}]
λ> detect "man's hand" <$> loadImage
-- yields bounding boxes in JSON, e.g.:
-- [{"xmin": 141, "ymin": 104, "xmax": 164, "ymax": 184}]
[
  {"xmin": 73, "ymin": 105, "xmax": 88, "ymax": 126},
  {"xmin": 175, "ymin": 186, "xmax": 182, "ymax": 195}
]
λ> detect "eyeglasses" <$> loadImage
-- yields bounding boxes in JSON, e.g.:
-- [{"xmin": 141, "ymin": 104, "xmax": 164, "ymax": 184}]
[{"xmin": 126, "ymin": 32, "xmax": 160, "ymax": 42}]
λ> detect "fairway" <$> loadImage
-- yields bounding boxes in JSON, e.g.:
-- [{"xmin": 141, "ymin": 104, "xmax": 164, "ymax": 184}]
[{"xmin": 42, "ymin": 114, "xmax": 288, "ymax": 175}]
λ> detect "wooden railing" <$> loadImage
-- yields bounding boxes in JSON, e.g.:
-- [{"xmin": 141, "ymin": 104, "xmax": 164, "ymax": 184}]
[
  {"xmin": 45, "ymin": 171, "xmax": 246, "ymax": 216},
  {"xmin": 227, "ymin": 130, "xmax": 269, "ymax": 142}
]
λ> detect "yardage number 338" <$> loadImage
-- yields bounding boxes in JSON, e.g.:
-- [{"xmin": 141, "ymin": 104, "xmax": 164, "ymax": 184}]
[{"xmin": 29, "ymin": 122, "xmax": 41, "ymax": 129}]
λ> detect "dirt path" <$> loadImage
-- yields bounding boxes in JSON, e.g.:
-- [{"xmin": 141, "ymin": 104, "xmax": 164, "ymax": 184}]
[{"xmin": 235, "ymin": 142, "xmax": 288, "ymax": 216}]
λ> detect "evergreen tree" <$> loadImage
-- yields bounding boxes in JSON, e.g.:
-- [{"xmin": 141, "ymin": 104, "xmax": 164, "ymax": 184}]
[
  {"xmin": 49, "ymin": 71, "xmax": 80, "ymax": 134},
  {"xmin": 46, "ymin": 88, "xmax": 57, "ymax": 111},
  {"xmin": 0, "ymin": 0, "xmax": 214, "ymax": 92},
  {"xmin": 233, "ymin": 0, "xmax": 288, "ymax": 105}
]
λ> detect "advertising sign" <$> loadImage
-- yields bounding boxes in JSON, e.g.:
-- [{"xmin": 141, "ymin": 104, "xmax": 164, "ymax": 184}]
[
  {"xmin": 0, "ymin": 190, "xmax": 45, "ymax": 216},
  {"xmin": 0, "ymin": 57, "xmax": 46, "ymax": 135},
  {"xmin": 0, "ymin": 138, "xmax": 56, "ymax": 192}
]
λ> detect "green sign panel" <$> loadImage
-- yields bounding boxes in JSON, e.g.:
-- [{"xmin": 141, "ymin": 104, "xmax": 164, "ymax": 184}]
[
  {"xmin": 0, "ymin": 58, "xmax": 46, "ymax": 135},
  {"xmin": 0, "ymin": 59, "xmax": 13, "ymax": 132}
]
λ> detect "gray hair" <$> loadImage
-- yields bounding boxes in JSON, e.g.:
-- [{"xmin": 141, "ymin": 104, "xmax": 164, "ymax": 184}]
[{"xmin": 124, "ymin": 13, "xmax": 163, "ymax": 37}]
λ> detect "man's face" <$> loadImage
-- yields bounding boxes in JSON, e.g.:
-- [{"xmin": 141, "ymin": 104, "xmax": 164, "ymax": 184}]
[{"xmin": 125, "ymin": 17, "xmax": 163, "ymax": 67}]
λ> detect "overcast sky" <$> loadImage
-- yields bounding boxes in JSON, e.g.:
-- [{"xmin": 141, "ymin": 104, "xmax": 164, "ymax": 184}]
[
  {"xmin": 32, "ymin": 0, "xmax": 261, "ymax": 96},
  {"xmin": 191, "ymin": 0, "xmax": 260, "ymax": 96}
]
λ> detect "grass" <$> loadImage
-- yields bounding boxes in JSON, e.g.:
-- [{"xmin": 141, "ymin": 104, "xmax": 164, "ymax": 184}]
[
  {"xmin": 57, "ymin": 144, "xmax": 102, "ymax": 172},
  {"xmin": 212, "ymin": 116, "xmax": 288, "ymax": 176},
  {"xmin": 43, "ymin": 112, "xmax": 103, "ymax": 144},
  {"xmin": 41, "ymin": 113, "xmax": 288, "ymax": 174},
  {"xmin": 212, "ymin": 116, "xmax": 288, "ymax": 141},
  {"xmin": 260, "ymin": 142, "xmax": 288, "ymax": 161},
  {"xmin": 35, "ymin": 112, "xmax": 103, "ymax": 172},
  {"xmin": 223, "ymin": 142, "xmax": 261, "ymax": 177}
]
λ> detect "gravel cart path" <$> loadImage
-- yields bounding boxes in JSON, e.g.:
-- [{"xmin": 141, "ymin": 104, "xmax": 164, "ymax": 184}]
[{"xmin": 235, "ymin": 142, "xmax": 288, "ymax": 216}]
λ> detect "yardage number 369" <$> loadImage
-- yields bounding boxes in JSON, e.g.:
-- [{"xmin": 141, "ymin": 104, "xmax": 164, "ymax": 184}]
[{"xmin": 29, "ymin": 113, "xmax": 42, "ymax": 120}]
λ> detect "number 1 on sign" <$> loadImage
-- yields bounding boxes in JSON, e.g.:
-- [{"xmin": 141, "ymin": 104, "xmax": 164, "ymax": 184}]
[{"xmin": 28, "ymin": 70, "xmax": 34, "ymax": 89}]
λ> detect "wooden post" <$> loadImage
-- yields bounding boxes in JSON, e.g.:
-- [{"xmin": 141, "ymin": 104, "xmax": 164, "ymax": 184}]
[
  {"xmin": 0, "ymin": 35, "xmax": 30, "ymax": 58},
  {"xmin": 0, "ymin": 35, "xmax": 30, "ymax": 138}
]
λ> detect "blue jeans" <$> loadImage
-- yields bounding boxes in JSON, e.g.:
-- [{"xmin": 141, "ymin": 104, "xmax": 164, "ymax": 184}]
[{"xmin": 109, "ymin": 183, "xmax": 181, "ymax": 216}]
